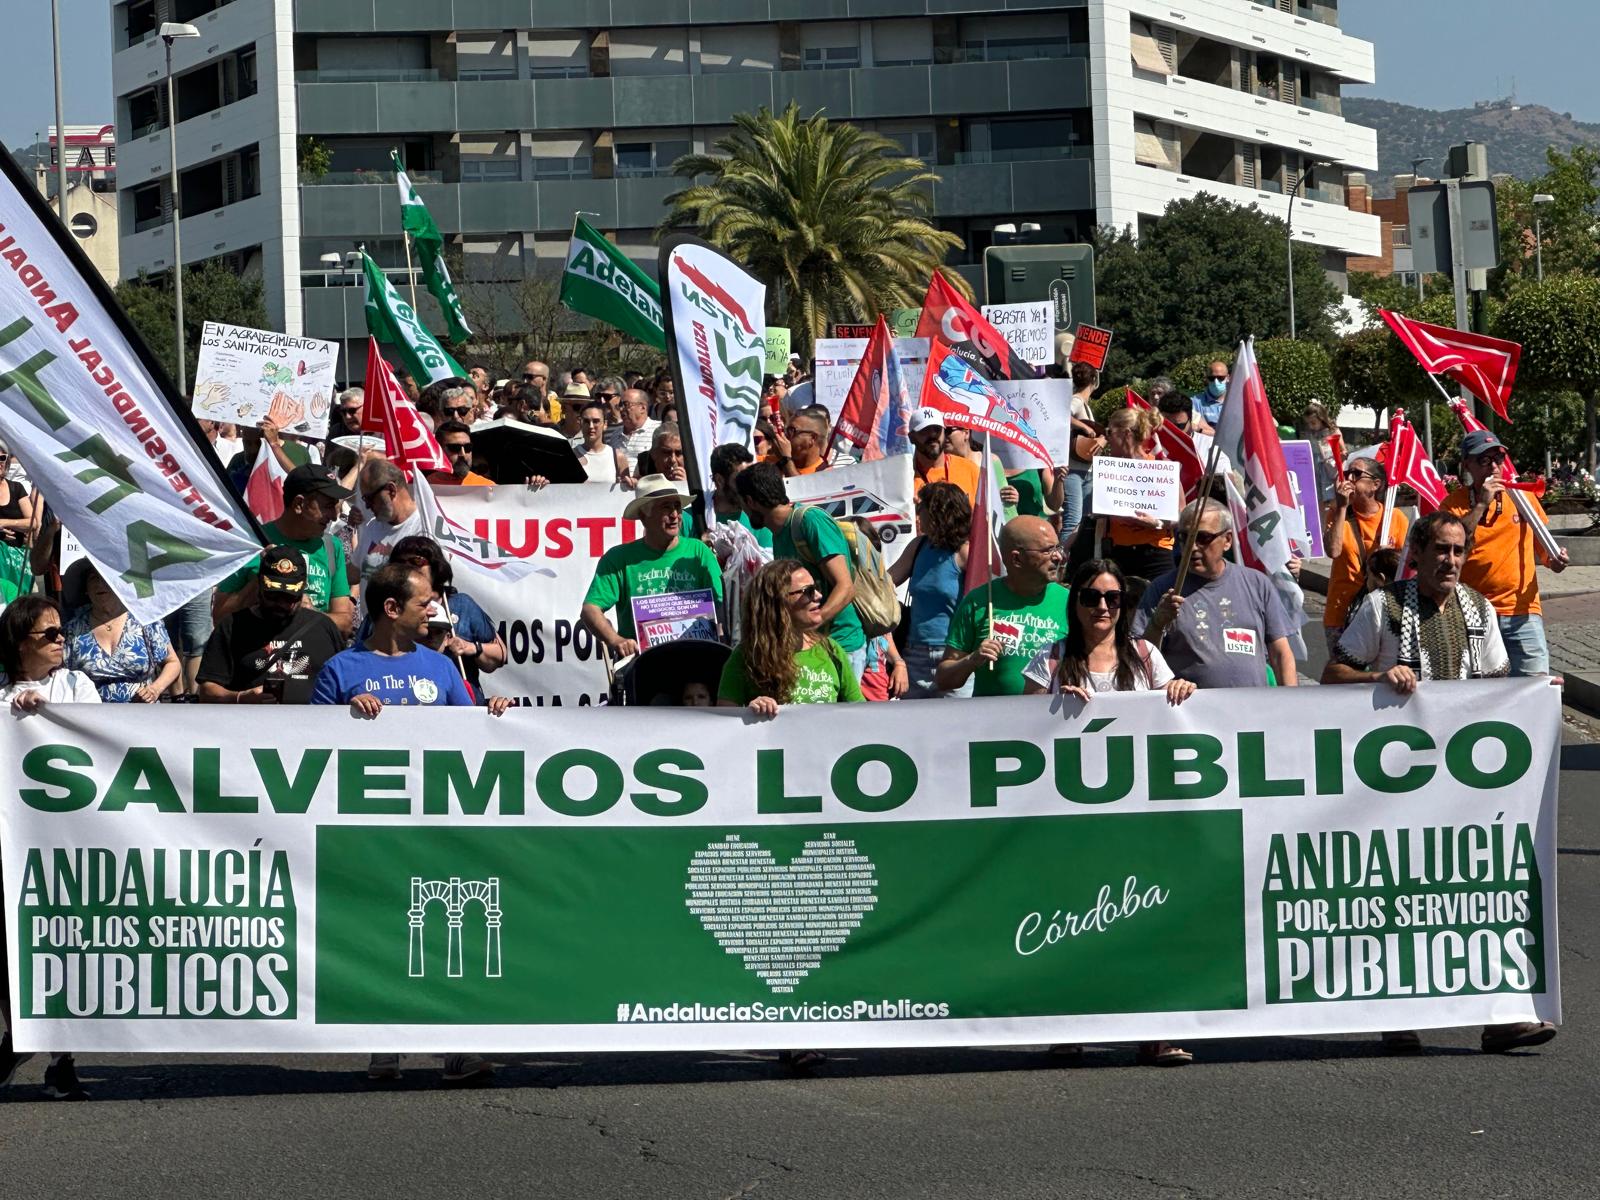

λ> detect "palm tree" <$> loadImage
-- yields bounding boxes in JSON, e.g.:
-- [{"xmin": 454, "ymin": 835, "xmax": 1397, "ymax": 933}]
[{"xmin": 659, "ymin": 103, "xmax": 966, "ymax": 357}]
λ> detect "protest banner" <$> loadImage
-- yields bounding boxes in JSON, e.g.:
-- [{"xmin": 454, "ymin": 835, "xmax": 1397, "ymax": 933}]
[
  {"xmin": 814, "ymin": 337, "xmax": 928, "ymax": 422},
  {"xmin": 829, "ymin": 318, "xmax": 912, "ymax": 463},
  {"xmin": 833, "ymin": 323, "xmax": 875, "ymax": 339},
  {"xmin": 922, "ymin": 341, "xmax": 1052, "ymax": 467},
  {"xmin": 1067, "ymin": 324, "xmax": 1114, "ymax": 371},
  {"xmin": 632, "ymin": 590, "xmax": 719, "ymax": 650},
  {"xmin": 889, "ymin": 308, "xmax": 920, "ymax": 338},
  {"xmin": 763, "ymin": 328, "xmax": 790, "ymax": 376},
  {"xmin": 1091, "ymin": 456, "xmax": 1183, "ymax": 522},
  {"xmin": 192, "ymin": 322, "xmax": 337, "ymax": 439},
  {"xmin": 559, "ymin": 218, "xmax": 665, "ymax": 351},
  {"xmin": 991, "ymin": 378, "xmax": 1072, "ymax": 471},
  {"xmin": 1279, "ymin": 440, "xmax": 1326, "ymax": 558},
  {"xmin": 0, "ymin": 679, "xmax": 1559, "ymax": 1052},
  {"xmin": 362, "ymin": 252, "xmax": 466, "ymax": 387},
  {"xmin": 660, "ymin": 235, "xmax": 767, "ymax": 528},
  {"xmin": 785, "ymin": 454, "xmax": 916, "ymax": 546},
  {"xmin": 433, "ymin": 484, "xmax": 636, "ymax": 706},
  {"xmin": 0, "ymin": 144, "xmax": 262, "ymax": 623},
  {"xmin": 980, "ymin": 302, "xmax": 1053, "ymax": 367},
  {"xmin": 916, "ymin": 271, "xmax": 1034, "ymax": 380}
]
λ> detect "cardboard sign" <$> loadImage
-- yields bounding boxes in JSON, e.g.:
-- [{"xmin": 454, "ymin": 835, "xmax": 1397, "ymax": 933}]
[
  {"xmin": 1277, "ymin": 439, "xmax": 1322, "ymax": 558},
  {"xmin": 890, "ymin": 308, "xmax": 920, "ymax": 338},
  {"xmin": 1091, "ymin": 456, "xmax": 1182, "ymax": 522},
  {"xmin": 1067, "ymin": 324, "xmax": 1114, "ymax": 372},
  {"xmin": 632, "ymin": 589, "xmax": 720, "ymax": 651},
  {"xmin": 813, "ymin": 337, "xmax": 930, "ymax": 422},
  {"xmin": 192, "ymin": 321, "xmax": 338, "ymax": 438},
  {"xmin": 833, "ymin": 323, "xmax": 876, "ymax": 339},
  {"xmin": 980, "ymin": 302, "xmax": 1053, "ymax": 367},
  {"xmin": 990, "ymin": 378, "xmax": 1073, "ymax": 471},
  {"xmin": 763, "ymin": 328, "xmax": 791, "ymax": 376}
]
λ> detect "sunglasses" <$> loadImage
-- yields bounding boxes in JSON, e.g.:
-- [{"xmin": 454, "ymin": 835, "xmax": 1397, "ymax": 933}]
[
  {"xmin": 1076, "ymin": 587, "xmax": 1123, "ymax": 610},
  {"xmin": 443, "ymin": 442, "xmax": 472, "ymax": 455},
  {"xmin": 339, "ymin": 407, "xmax": 361, "ymax": 417},
  {"xmin": 30, "ymin": 626, "xmax": 64, "ymax": 643},
  {"xmin": 361, "ymin": 484, "xmax": 394, "ymax": 507},
  {"xmin": 1344, "ymin": 468, "xmax": 1376, "ymax": 481},
  {"xmin": 787, "ymin": 584, "xmax": 824, "ymax": 603},
  {"xmin": 522, "ymin": 373, "xmax": 545, "ymax": 383},
  {"xmin": 1192, "ymin": 529, "xmax": 1228, "ymax": 548},
  {"xmin": 1209, "ymin": 375, "xmax": 1228, "ymax": 382},
  {"xmin": 443, "ymin": 405, "xmax": 472, "ymax": 417}
]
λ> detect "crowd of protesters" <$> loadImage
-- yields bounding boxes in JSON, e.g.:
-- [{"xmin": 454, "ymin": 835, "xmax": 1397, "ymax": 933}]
[{"xmin": 0, "ymin": 337, "xmax": 1566, "ymax": 1099}]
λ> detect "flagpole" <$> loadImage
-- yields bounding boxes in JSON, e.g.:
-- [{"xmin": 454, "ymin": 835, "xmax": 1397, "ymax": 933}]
[
  {"xmin": 438, "ymin": 593, "xmax": 470, "ymax": 683},
  {"xmin": 1170, "ymin": 438, "xmax": 1226, "ymax": 596},
  {"xmin": 1378, "ymin": 484, "xmax": 1398, "ymax": 548},
  {"xmin": 402, "ymin": 233, "xmax": 419, "ymax": 312}
]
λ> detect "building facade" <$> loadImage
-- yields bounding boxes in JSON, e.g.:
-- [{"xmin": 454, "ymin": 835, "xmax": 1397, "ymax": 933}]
[{"xmin": 111, "ymin": 0, "xmax": 1378, "ymax": 380}]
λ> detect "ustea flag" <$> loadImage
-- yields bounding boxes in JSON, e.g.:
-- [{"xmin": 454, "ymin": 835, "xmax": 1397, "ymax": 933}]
[
  {"xmin": 1127, "ymin": 388, "xmax": 1204, "ymax": 500},
  {"xmin": 830, "ymin": 316, "xmax": 912, "ymax": 462},
  {"xmin": 391, "ymin": 150, "xmax": 470, "ymax": 344},
  {"xmin": 362, "ymin": 251, "xmax": 466, "ymax": 387},
  {"xmin": 560, "ymin": 218, "xmax": 665, "ymax": 350},
  {"xmin": 1379, "ymin": 309, "xmax": 1520, "ymax": 420}
]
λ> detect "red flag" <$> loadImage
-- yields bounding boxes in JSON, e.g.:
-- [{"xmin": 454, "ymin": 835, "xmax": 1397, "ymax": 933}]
[
  {"xmin": 1327, "ymin": 427, "xmax": 1348, "ymax": 476},
  {"xmin": 243, "ymin": 440, "xmax": 285, "ymax": 525},
  {"xmin": 830, "ymin": 316, "xmax": 912, "ymax": 462},
  {"xmin": 914, "ymin": 270, "xmax": 1035, "ymax": 381},
  {"xmin": 363, "ymin": 337, "xmax": 450, "ymax": 476},
  {"xmin": 921, "ymin": 339, "xmax": 1053, "ymax": 465},
  {"xmin": 1127, "ymin": 388, "xmax": 1205, "ymax": 500},
  {"xmin": 1376, "ymin": 409, "xmax": 1447, "ymax": 513},
  {"xmin": 962, "ymin": 450, "xmax": 1004, "ymax": 598},
  {"xmin": 1378, "ymin": 309, "xmax": 1521, "ymax": 420}
]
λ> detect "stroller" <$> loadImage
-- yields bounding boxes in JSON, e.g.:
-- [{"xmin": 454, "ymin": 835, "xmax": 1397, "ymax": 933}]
[{"xmin": 605, "ymin": 638, "xmax": 731, "ymax": 707}]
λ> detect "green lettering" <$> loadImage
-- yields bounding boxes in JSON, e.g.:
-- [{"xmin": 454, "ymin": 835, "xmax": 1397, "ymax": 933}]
[
  {"xmin": 1147, "ymin": 734, "xmax": 1227, "ymax": 801},
  {"xmin": 831, "ymin": 744, "xmax": 916, "ymax": 813},
  {"xmin": 968, "ymin": 739, "xmax": 1045, "ymax": 807},
  {"xmin": 630, "ymin": 749, "xmax": 708, "ymax": 817},
  {"xmin": 1262, "ymin": 833, "xmax": 1292, "ymax": 891},
  {"xmin": 1052, "ymin": 735, "xmax": 1134, "ymax": 804},
  {"xmin": 1314, "ymin": 727, "xmax": 1344, "ymax": 795},
  {"xmin": 56, "ymin": 432, "xmax": 138, "ymax": 513},
  {"xmin": 102, "ymin": 747, "xmax": 183, "ymax": 812},
  {"xmin": 1353, "ymin": 725, "xmax": 1435, "ymax": 794},
  {"xmin": 193, "ymin": 747, "xmax": 257, "ymax": 813},
  {"xmin": 337, "ymin": 749, "xmax": 411, "ymax": 814},
  {"xmin": 19, "ymin": 744, "xmax": 95, "ymax": 812},
  {"xmin": 756, "ymin": 748, "xmax": 821, "ymax": 814},
  {"xmin": 0, "ymin": 318, "xmax": 70, "ymax": 429},
  {"xmin": 1237, "ymin": 731, "xmax": 1304, "ymax": 798},
  {"xmin": 536, "ymin": 748, "xmax": 622, "ymax": 817},
  {"xmin": 422, "ymin": 749, "xmax": 525, "ymax": 815},
  {"xmin": 251, "ymin": 747, "xmax": 332, "ymax": 814},
  {"xmin": 121, "ymin": 520, "xmax": 212, "ymax": 598},
  {"xmin": 1445, "ymin": 721, "xmax": 1531, "ymax": 790},
  {"xmin": 570, "ymin": 243, "xmax": 597, "ymax": 277}
]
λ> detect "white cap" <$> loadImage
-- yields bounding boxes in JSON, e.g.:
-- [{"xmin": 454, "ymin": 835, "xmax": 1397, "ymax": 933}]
[{"xmin": 910, "ymin": 406, "xmax": 946, "ymax": 434}]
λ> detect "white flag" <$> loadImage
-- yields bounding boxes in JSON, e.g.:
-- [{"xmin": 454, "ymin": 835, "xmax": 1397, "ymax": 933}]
[{"xmin": 410, "ymin": 471, "xmax": 553, "ymax": 586}]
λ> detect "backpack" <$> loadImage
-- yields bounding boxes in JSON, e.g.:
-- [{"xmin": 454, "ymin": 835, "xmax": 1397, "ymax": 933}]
[{"xmin": 790, "ymin": 507, "xmax": 902, "ymax": 639}]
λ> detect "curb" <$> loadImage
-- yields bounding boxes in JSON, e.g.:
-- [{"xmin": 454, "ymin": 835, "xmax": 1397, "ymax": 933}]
[{"xmin": 1562, "ymin": 671, "xmax": 1600, "ymax": 720}]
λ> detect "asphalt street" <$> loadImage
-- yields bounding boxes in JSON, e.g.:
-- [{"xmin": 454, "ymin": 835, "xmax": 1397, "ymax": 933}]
[{"xmin": 5, "ymin": 635, "xmax": 1597, "ymax": 1198}]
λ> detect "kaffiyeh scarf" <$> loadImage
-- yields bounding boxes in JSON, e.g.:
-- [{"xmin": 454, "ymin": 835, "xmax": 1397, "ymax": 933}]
[{"xmin": 1379, "ymin": 579, "xmax": 1503, "ymax": 680}]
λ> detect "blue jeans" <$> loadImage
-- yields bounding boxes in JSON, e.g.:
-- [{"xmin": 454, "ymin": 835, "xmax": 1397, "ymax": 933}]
[
  {"xmin": 164, "ymin": 593, "xmax": 213, "ymax": 658},
  {"xmin": 901, "ymin": 642, "xmax": 973, "ymax": 699},
  {"xmin": 1499, "ymin": 614, "xmax": 1549, "ymax": 676},
  {"xmin": 1060, "ymin": 469, "xmax": 1089, "ymax": 547},
  {"xmin": 846, "ymin": 645, "xmax": 867, "ymax": 681}
]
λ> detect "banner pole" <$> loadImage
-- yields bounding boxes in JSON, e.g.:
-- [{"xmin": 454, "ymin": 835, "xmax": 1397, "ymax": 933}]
[
  {"xmin": 403, "ymin": 234, "xmax": 419, "ymax": 312},
  {"xmin": 1170, "ymin": 438, "xmax": 1226, "ymax": 596},
  {"xmin": 439, "ymin": 593, "xmax": 469, "ymax": 682},
  {"xmin": 1378, "ymin": 484, "xmax": 1398, "ymax": 548}
]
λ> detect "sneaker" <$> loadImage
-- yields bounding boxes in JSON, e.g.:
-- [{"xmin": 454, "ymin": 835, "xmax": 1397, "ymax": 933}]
[
  {"xmin": 440, "ymin": 1054, "xmax": 495, "ymax": 1086},
  {"xmin": 1481, "ymin": 1021, "xmax": 1557, "ymax": 1054},
  {"xmin": 366, "ymin": 1053, "xmax": 402, "ymax": 1081},
  {"xmin": 1, "ymin": 1031, "xmax": 34, "ymax": 1089},
  {"xmin": 42, "ymin": 1054, "xmax": 89, "ymax": 1101}
]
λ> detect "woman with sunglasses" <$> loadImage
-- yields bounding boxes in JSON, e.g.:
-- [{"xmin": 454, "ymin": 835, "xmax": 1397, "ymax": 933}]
[
  {"xmin": 1323, "ymin": 457, "xmax": 1406, "ymax": 657},
  {"xmin": 718, "ymin": 558, "xmax": 864, "ymax": 716}
]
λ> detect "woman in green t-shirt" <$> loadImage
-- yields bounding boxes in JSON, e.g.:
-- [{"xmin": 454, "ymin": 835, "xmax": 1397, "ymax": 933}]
[{"xmin": 718, "ymin": 558, "xmax": 864, "ymax": 716}]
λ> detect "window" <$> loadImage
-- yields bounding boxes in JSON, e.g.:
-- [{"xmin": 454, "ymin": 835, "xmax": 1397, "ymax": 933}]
[
  {"xmin": 614, "ymin": 140, "xmax": 689, "ymax": 178},
  {"xmin": 131, "ymin": 182, "xmax": 164, "ymax": 233},
  {"xmin": 1392, "ymin": 225, "xmax": 1410, "ymax": 248},
  {"xmin": 457, "ymin": 32, "xmax": 517, "ymax": 81},
  {"xmin": 460, "ymin": 134, "xmax": 520, "ymax": 183},
  {"xmin": 871, "ymin": 20, "xmax": 932, "ymax": 67},
  {"xmin": 803, "ymin": 46, "xmax": 860, "ymax": 70},
  {"xmin": 529, "ymin": 31, "xmax": 589, "ymax": 78},
  {"xmin": 1129, "ymin": 21, "xmax": 1172, "ymax": 75},
  {"xmin": 961, "ymin": 35, "xmax": 1072, "ymax": 62}
]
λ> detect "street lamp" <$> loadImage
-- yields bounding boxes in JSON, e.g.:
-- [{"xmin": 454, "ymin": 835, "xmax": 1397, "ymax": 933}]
[
  {"xmin": 160, "ymin": 21, "xmax": 202, "ymax": 395},
  {"xmin": 1532, "ymin": 193, "xmax": 1555, "ymax": 282},
  {"xmin": 1286, "ymin": 156, "xmax": 1329, "ymax": 340}
]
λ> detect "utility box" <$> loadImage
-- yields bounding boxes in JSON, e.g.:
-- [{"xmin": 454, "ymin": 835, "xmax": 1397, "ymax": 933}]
[{"xmin": 983, "ymin": 244, "xmax": 1096, "ymax": 337}]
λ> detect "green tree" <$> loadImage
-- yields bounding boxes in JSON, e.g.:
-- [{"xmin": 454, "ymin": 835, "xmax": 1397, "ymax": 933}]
[
  {"xmin": 114, "ymin": 261, "xmax": 269, "ymax": 389},
  {"xmin": 1092, "ymin": 194, "xmax": 1342, "ymax": 381},
  {"xmin": 1494, "ymin": 274, "xmax": 1600, "ymax": 467},
  {"xmin": 1491, "ymin": 147, "xmax": 1600, "ymax": 296},
  {"xmin": 659, "ymin": 103, "xmax": 963, "ymax": 357}
]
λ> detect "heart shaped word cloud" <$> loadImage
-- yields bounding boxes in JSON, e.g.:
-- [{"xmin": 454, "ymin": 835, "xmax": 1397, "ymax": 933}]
[{"xmin": 684, "ymin": 833, "xmax": 878, "ymax": 993}]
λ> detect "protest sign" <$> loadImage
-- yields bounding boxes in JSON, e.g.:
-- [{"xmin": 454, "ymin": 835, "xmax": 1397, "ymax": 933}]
[
  {"xmin": 991, "ymin": 378, "xmax": 1072, "ymax": 471},
  {"xmin": 192, "ymin": 322, "xmax": 337, "ymax": 439},
  {"xmin": 1068, "ymin": 324, "xmax": 1114, "ymax": 370},
  {"xmin": 890, "ymin": 308, "xmax": 920, "ymax": 338},
  {"xmin": 763, "ymin": 328, "xmax": 790, "ymax": 376},
  {"xmin": 786, "ymin": 454, "xmax": 916, "ymax": 546},
  {"xmin": 0, "ymin": 145, "xmax": 262, "ymax": 623},
  {"xmin": 814, "ymin": 338, "xmax": 928, "ymax": 421},
  {"xmin": 0, "ymin": 680, "xmax": 1559, "ymax": 1052},
  {"xmin": 632, "ymin": 590, "xmax": 719, "ymax": 650},
  {"xmin": 981, "ymin": 302, "xmax": 1053, "ymax": 367},
  {"xmin": 1092, "ymin": 456, "xmax": 1182, "ymax": 522},
  {"xmin": 434, "ymin": 484, "xmax": 635, "ymax": 706},
  {"xmin": 1279, "ymin": 440, "xmax": 1325, "ymax": 558},
  {"xmin": 833, "ymin": 323, "xmax": 875, "ymax": 339}
]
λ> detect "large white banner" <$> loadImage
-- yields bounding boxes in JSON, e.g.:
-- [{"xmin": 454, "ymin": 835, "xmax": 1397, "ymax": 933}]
[
  {"xmin": 0, "ymin": 151, "xmax": 261, "ymax": 622},
  {"xmin": 0, "ymin": 680, "xmax": 1560, "ymax": 1052},
  {"xmin": 661, "ymin": 238, "xmax": 767, "ymax": 528},
  {"xmin": 192, "ymin": 322, "xmax": 337, "ymax": 438},
  {"xmin": 991, "ymin": 378, "xmax": 1072, "ymax": 471},
  {"xmin": 814, "ymin": 337, "xmax": 929, "ymax": 422},
  {"xmin": 786, "ymin": 455, "xmax": 917, "ymax": 549}
]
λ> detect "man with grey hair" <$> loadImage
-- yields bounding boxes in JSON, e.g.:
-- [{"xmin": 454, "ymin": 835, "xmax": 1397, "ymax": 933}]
[
  {"xmin": 644, "ymin": 422, "xmax": 687, "ymax": 484},
  {"xmin": 605, "ymin": 387, "xmax": 660, "ymax": 473},
  {"xmin": 353, "ymin": 458, "xmax": 423, "ymax": 586},
  {"xmin": 1133, "ymin": 497, "xmax": 1296, "ymax": 689}
]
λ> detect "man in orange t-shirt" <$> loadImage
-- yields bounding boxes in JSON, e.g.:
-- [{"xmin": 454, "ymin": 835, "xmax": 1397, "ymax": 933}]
[
  {"xmin": 1322, "ymin": 456, "xmax": 1408, "ymax": 654},
  {"xmin": 910, "ymin": 407, "xmax": 979, "ymax": 504},
  {"xmin": 1441, "ymin": 429, "xmax": 1568, "ymax": 675}
]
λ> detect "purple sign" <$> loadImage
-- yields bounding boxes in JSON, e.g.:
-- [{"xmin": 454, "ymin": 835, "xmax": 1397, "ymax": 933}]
[
  {"xmin": 1278, "ymin": 439, "xmax": 1324, "ymax": 559},
  {"xmin": 631, "ymin": 589, "xmax": 720, "ymax": 651}
]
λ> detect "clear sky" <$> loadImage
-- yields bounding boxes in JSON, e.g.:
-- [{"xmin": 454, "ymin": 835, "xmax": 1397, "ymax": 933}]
[{"xmin": 0, "ymin": 1, "xmax": 1596, "ymax": 157}]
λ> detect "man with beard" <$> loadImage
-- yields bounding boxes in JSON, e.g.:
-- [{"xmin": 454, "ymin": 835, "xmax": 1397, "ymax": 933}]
[
  {"xmin": 214, "ymin": 464, "xmax": 356, "ymax": 637},
  {"xmin": 429, "ymin": 420, "xmax": 493, "ymax": 486},
  {"xmin": 197, "ymin": 547, "xmax": 346, "ymax": 704}
]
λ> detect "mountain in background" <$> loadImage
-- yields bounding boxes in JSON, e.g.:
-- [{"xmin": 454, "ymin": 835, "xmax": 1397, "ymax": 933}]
[{"xmin": 1344, "ymin": 97, "xmax": 1600, "ymax": 196}]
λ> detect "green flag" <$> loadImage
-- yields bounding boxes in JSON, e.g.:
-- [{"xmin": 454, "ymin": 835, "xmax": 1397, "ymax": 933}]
[
  {"xmin": 391, "ymin": 150, "xmax": 471, "ymax": 345},
  {"xmin": 559, "ymin": 218, "xmax": 665, "ymax": 350},
  {"xmin": 362, "ymin": 252, "xmax": 466, "ymax": 387}
]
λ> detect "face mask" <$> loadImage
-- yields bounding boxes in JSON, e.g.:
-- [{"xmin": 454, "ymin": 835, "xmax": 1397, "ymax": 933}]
[{"xmin": 1207, "ymin": 378, "xmax": 1227, "ymax": 398}]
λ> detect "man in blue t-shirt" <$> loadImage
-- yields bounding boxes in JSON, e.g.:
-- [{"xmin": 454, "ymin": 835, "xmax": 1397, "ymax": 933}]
[{"xmin": 313, "ymin": 563, "xmax": 511, "ymax": 716}]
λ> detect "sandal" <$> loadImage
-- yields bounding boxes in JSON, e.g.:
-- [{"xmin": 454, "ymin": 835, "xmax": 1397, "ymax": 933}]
[
  {"xmin": 778, "ymin": 1049, "xmax": 826, "ymax": 1072},
  {"xmin": 1136, "ymin": 1041, "xmax": 1193, "ymax": 1067},
  {"xmin": 1381, "ymin": 1030, "xmax": 1423, "ymax": 1055}
]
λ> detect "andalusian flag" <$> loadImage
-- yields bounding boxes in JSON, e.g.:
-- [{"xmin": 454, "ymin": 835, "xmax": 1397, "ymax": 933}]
[
  {"xmin": 559, "ymin": 217, "xmax": 665, "ymax": 350},
  {"xmin": 362, "ymin": 251, "xmax": 466, "ymax": 387},
  {"xmin": 391, "ymin": 149, "xmax": 471, "ymax": 344}
]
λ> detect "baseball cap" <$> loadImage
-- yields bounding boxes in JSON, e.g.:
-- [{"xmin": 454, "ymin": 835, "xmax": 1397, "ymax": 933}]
[
  {"xmin": 1459, "ymin": 429, "xmax": 1505, "ymax": 458},
  {"xmin": 910, "ymin": 406, "xmax": 946, "ymax": 434},
  {"xmin": 284, "ymin": 463, "xmax": 354, "ymax": 502},
  {"xmin": 258, "ymin": 545, "xmax": 309, "ymax": 594}
]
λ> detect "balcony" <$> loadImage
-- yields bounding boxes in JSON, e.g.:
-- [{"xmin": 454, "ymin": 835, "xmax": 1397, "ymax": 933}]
[
  {"xmin": 302, "ymin": 169, "xmax": 444, "ymax": 186},
  {"xmin": 953, "ymin": 146, "xmax": 1092, "ymax": 166},
  {"xmin": 1130, "ymin": 0, "xmax": 1375, "ymax": 83},
  {"xmin": 295, "ymin": 68, "xmax": 440, "ymax": 84}
]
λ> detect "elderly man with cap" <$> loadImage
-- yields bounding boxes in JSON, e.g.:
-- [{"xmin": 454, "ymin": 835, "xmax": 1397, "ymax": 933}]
[
  {"xmin": 581, "ymin": 474, "xmax": 723, "ymax": 659},
  {"xmin": 910, "ymin": 406, "xmax": 979, "ymax": 504},
  {"xmin": 197, "ymin": 546, "xmax": 347, "ymax": 704},
  {"xmin": 214, "ymin": 463, "xmax": 356, "ymax": 637},
  {"xmin": 1441, "ymin": 428, "xmax": 1568, "ymax": 675}
]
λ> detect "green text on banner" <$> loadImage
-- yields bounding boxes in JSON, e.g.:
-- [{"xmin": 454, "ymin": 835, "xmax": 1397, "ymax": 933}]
[
  {"xmin": 362, "ymin": 252, "xmax": 466, "ymax": 387},
  {"xmin": 559, "ymin": 219, "xmax": 665, "ymax": 350}
]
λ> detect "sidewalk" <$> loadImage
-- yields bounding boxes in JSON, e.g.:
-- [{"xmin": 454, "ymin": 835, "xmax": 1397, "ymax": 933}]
[{"xmin": 1300, "ymin": 558, "xmax": 1600, "ymax": 714}]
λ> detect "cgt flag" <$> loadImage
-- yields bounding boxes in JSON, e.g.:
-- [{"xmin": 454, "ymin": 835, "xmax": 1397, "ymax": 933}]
[
  {"xmin": 829, "ymin": 316, "xmax": 912, "ymax": 462},
  {"xmin": 362, "ymin": 251, "xmax": 466, "ymax": 388},
  {"xmin": 660, "ymin": 235, "xmax": 767, "ymax": 529},
  {"xmin": 915, "ymin": 270, "xmax": 1036, "ymax": 381},
  {"xmin": 361, "ymin": 337, "xmax": 450, "ymax": 475},
  {"xmin": 1127, "ymin": 388, "xmax": 1204, "ymax": 500},
  {"xmin": 1377, "ymin": 409, "xmax": 1447, "ymax": 513},
  {"xmin": 391, "ymin": 150, "xmax": 471, "ymax": 345},
  {"xmin": 921, "ymin": 339, "xmax": 1053, "ymax": 466},
  {"xmin": 1378, "ymin": 309, "xmax": 1520, "ymax": 420},
  {"xmin": 560, "ymin": 218, "xmax": 665, "ymax": 350}
]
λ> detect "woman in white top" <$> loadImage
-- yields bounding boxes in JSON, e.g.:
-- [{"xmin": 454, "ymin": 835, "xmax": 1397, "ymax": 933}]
[
  {"xmin": 0, "ymin": 594, "xmax": 95, "ymax": 1100},
  {"xmin": 573, "ymin": 400, "xmax": 630, "ymax": 488}
]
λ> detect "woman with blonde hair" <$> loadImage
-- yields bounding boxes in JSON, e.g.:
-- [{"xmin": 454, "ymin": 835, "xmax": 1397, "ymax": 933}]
[{"xmin": 718, "ymin": 558, "xmax": 863, "ymax": 716}]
